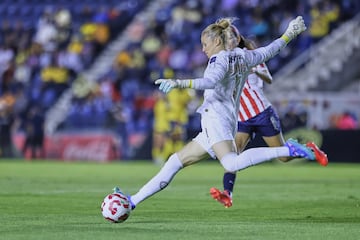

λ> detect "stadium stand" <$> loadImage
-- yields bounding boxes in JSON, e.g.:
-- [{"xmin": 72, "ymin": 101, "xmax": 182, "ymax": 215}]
[
  {"xmin": 0, "ymin": 0, "xmax": 359, "ymax": 160},
  {"xmin": 269, "ymin": 13, "xmax": 360, "ymax": 92}
]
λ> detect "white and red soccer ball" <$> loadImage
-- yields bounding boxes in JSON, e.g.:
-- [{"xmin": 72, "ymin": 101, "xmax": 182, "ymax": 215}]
[{"xmin": 101, "ymin": 192, "xmax": 131, "ymax": 223}]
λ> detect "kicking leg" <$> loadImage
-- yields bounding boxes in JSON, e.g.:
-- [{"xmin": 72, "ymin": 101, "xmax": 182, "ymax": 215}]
[
  {"xmin": 128, "ymin": 141, "xmax": 209, "ymax": 209},
  {"xmin": 130, "ymin": 153, "xmax": 183, "ymax": 207},
  {"xmin": 220, "ymin": 139, "xmax": 315, "ymax": 172}
]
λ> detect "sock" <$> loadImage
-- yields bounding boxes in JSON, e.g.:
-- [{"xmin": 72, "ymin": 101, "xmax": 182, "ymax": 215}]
[
  {"xmin": 223, "ymin": 172, "xmax": 236, "ymax": 196},
  {"xmin": 220, "ymin": 146, "xmax": 290, "ymax": 172},
  {"xmin": 131, "ymin": 153, "xmax": 183, "ymax": 206}
]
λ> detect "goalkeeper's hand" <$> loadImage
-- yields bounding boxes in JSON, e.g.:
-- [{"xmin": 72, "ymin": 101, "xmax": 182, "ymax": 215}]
[
  {"xmin": 155, "ymin": 79, "xmax": 179, "ymax": 93},
  {"xmin": 282, "ymin": 16, "xmax": 306, "ymax": 43}
]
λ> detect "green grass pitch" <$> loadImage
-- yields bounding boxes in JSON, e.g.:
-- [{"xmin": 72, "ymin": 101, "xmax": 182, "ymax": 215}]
[{"xmin": 0, "ymin": 159, "xmax": 359, "ymax": 240}]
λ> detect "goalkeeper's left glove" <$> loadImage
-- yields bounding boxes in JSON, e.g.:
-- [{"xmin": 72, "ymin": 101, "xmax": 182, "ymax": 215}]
[
  {"xmin": 281, "ymin": 16, "xmax": 306, "ymax": 43},
  {"xmin": 154, "ymin": 79, "xmax": 192, "ymax": 93}
]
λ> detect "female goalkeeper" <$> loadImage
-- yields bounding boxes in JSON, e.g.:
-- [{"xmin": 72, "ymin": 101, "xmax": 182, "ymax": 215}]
[{"xmin": 113, "ymin": 16, "xmax": 321, "ymax": 210}]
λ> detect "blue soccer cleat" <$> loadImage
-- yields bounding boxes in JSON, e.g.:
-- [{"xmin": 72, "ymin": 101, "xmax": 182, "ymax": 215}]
[
  {"xmin": 113, "ymin": 186, "xmax": 136, "ymax": 210},
  {"xmin": 285, "ymin": 138, "xmax": 315, "ymax": 160}
]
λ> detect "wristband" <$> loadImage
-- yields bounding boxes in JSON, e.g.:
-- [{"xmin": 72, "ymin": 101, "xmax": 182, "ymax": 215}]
[
  {"xmin": 281, "ymin": 35, "xmax": 290, "ymax": 44},
  {"xmin": 189, "ymin": 79, "xmax": 193, "ymax": 88},
  {"xmin": 176, "ymin": 79, "xmax": 193, "ymax": 89}
]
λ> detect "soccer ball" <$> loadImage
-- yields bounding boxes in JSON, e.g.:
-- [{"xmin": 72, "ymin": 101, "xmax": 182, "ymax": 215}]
[{"xmin": 101, "ymin": 192, "xmax": 131, "ymax": 223}]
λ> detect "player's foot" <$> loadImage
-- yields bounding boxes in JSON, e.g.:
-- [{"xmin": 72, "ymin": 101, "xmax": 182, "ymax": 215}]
[
  {"xmin": 306, "ymin": 142, "xmax": 328, "ymax": 166},
  {"xmin": 285, "ymin": 138, "xmax": 315, "ymax": 160},
  {"xmin": 113, "ymin": 186, "xmax": 136, "ymax": 210},
  {"xmin": 113, "ymin": 186, "xmax": 122, "ymax": 194},
  {"xmin": 210, "ymin": 187, "xmax": 232, "ymax": 208},
  {"xmin": 127, "ymin": 195, "xmax": 136, "ymax": 210}
]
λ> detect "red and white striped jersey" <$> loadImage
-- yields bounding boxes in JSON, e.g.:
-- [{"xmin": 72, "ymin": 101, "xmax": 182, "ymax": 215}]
[{"xmin": 238, "ymin": 63, "xmax": 272, "ymax": 122}]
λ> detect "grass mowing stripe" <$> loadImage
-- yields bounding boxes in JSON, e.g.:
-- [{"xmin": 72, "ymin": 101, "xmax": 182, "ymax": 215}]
[{"xmin": 0, "ymin": 160, "xmax": 359, "ymax": 240}]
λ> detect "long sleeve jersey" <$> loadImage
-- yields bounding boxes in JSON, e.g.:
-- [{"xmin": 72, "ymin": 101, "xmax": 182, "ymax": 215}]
[{"xmin": 190, "ymin": 38, "xmax": 286, "ymax": 128}]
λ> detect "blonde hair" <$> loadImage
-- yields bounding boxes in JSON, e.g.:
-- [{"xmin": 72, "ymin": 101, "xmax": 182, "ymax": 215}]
[
  {"xmin": 201, "ymin": 17, "xmax": 238, "ymax": 48},
  {"xmin": 221, "ymin": 20, "xmax": 256, "ymax": 51}
]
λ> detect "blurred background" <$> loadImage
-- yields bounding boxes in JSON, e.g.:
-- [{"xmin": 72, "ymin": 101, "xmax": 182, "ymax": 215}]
[{"xmin": 0, "ymin": 0, "xmax": 359, "ymax": 163}]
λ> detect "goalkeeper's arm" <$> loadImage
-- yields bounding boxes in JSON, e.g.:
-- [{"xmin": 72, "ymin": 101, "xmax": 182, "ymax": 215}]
[{"xmin": 154, "ymin": 78, "xmax": 216, "ymax": 93}]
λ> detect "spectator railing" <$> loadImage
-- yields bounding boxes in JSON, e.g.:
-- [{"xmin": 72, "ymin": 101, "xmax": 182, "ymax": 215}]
[{"xmin": 268, "ymin": 13, "xmax": 360, "ymax": 94}]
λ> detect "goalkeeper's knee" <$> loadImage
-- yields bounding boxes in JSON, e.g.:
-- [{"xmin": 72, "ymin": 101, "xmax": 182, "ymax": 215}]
[{"xmin": 219, "ymin": 152, "xmax": 238, "ymax": 172}]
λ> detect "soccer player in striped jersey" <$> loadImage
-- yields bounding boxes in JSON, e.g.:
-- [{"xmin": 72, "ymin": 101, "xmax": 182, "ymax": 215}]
[
  {"xmin": 113, "ymin": 16, "xmax": 322, "ymax": 211},
  {"xmin": 210, "ymin": 28, "xmax": 328, "ymax": 208}
]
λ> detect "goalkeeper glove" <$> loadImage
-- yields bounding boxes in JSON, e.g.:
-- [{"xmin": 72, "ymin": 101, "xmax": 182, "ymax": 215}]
[
  {"xmin": 281, "ymin": 16, "xmax": 306, "ymax": 43},
  {"xmin": 154, "ymin": 79, "xmax": 192, "ymax": 93}
]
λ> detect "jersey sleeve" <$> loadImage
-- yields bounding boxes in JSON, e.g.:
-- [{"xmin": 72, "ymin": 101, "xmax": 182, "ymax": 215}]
[
  {"xmin": 192, "ymin": 54, "xmax": 228, "ymax": 90},
  {"xmin": 243, "ymin": 38, "xmax": 287, "ymax": 67}
]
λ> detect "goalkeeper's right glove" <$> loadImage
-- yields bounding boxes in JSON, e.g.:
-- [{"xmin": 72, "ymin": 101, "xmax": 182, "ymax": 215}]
[
  {"xmin": 155, "ymin": 79, "xmax": 179, "ymax": 93},
  {"xmin": 154, "ymin": 79, "xmax": 193, "ymax": 94},
  {"xmin": 281, "ymin": 16, "xmax": 306, "ymax": 43}
]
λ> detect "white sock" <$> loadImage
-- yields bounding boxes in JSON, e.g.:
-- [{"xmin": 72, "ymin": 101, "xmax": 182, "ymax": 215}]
[
  {"xmin": 131, "ymin": 153, "xmax": 183, "ymax": 206},
  {"xmin": 220, "ymin": 147, "xmax": 290, "ymax": 172}
]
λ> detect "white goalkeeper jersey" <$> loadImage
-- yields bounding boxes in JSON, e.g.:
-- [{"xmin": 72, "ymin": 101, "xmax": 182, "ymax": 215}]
[
  {"xmin": 192, "ymin": 38, "xmax": 286, "ymax": 132},
  {"xmin": 238, "ymin": 63, "xmax": 272, "ymax": 122}
]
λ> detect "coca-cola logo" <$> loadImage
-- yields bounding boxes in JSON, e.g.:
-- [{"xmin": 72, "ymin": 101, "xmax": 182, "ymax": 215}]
[{"xmin": 63, "ymin": 141, "xmax": 110, "ymax": 161}]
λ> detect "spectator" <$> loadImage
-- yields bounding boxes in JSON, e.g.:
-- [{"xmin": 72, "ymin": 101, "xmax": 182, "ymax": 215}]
[
  {"xmin": 34, "ymin": 11, "xmax": 58, "ymax": 52},
  {"xmin": 336, "ymin": 111, "xmax": 358, "ymax": 130},
  {"xmin": 281, "ymin": 106, "xmax": 308, "ymax": 132},
  {"xmin": 309, "ymin": 0, "xmax": 340, "ymax": 44},
  {"xmin": 249, "ymin": 11, "xmax": 270, "ymax": 42},
  {"xmin": 22, "ymin": 105, "xmax": 45, "ymax": 159},
  {"xmin": 0, "ymin": 44, "xmax": 15, "ymax": 82},
  {"xmin": 0, "ymin": 95, "xmax": 16, "ymax": 158}
]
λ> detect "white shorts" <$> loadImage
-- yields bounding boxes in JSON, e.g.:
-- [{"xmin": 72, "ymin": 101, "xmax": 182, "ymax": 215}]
[{"xmin": 193, "ymin": 110, "xmax": 236, "ymax": 159}]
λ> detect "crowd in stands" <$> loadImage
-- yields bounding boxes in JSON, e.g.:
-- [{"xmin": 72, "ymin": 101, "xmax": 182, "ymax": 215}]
[
  {"xmin": 0, "ymin": 0, "xmax": 147, "ymax": 158},
  {"xmin": 0, "ymin": 0, "xmax": 359, "ymax": 159}
]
